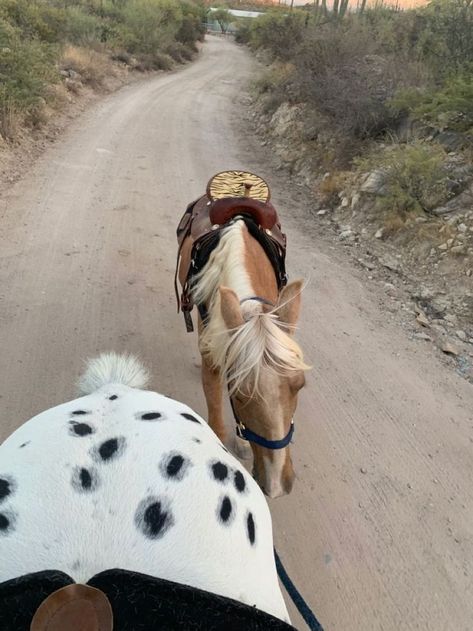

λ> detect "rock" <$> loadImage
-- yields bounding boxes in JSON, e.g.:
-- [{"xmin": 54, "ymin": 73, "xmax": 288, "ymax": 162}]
[
  {"xmin": 456, "ymin": 330, "xmax": 467, "ymax": 341},
  {"xmin": 436, "ymin": 130, "xmax": 470, "ymax": 152},
  {"xmin": 317, "ymin": 209, "xmax": 328, "ymax": 216},
  {"xmin": 438, "ymin": 243, "xmax": 448, "ymax": 251},
  {"xmin": 445, "ymin": 314, "xmax": 458, "ymax": 325},
  {"xmin": 416, "ymin": 312, "xmax": 430, "ymax": 327},
  {"xmin": 339, "ymin": 229, "xmax": 355, "ymax": 241},
  {"xmin": 413, "ymin": 286, "xmax": 435, "ymax": 301},
  {"xmin": 341, "ymin": 197, "xmax": 349, "ymax": 208},
  {"xmin": 375, "ymin": 228, "xmax": 384, "ymax": 239},
  {"xmin": 440, "ymin": 341, "xmax": 459, "ymax": 356},
  {"xmin": 447, "ymin": 238, "xmax": 454, "ymax": 247},
  {"xmin": 380, "ymin": 255, "xmax": 401, "ymax": 272},
  {"xmin": 361, "ymin": 170, "xmax": 387, "ymax": 195},
  {"xmin": 431, "ymin": 183, "xmax": 473, "ymax": 216},
  {"xmin": 451, "ymin": 245, "xmax": 466, "ymax": 254},
  {"xmin": 384, "ymin": 282, "xmax": 397, "ymax": 296},
  {"xmin": 359, "ymin": 259, "xmax": 375, "ymax": 270},
  {"xmin": 430, "ymin": 296, "xmax": 450, "ymax": 316},
  {"xmin": 360, "ymin": 467, "xmax": 368, "ymax": 474},
  {"xmin": 414, "ymin": 332, "xmax": 432, "ymax": 341},
  {"xmin": 458, "ymin": 223, "xmax": 468, "ymax": 233},
  {"xmin": 467, "ymin": 269, "xmax": 472, "ymax": 277},
  {"xmin": 351, "ymin": 193, "xmax": 360, "ymax": 209}
]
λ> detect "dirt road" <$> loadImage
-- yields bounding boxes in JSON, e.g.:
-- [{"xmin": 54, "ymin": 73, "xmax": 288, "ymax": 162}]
[{"xmin": 1, "ymin": 37, "xmax": 472, "ymax": 631}]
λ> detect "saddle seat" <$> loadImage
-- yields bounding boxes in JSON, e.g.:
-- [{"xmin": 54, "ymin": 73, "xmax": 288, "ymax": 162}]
[{"xmin": 177, "ymin": 195, "xmax": 285, "ymax": 250}]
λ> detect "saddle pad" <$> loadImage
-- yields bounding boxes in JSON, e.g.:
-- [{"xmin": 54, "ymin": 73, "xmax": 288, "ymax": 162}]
[
  {"xmin": 207, "ymin": 171, "xmax": 270, "ymax": 202},
  {"xmin": 0, "ymin": 569, "xmax": 297, "ymax": 631}
]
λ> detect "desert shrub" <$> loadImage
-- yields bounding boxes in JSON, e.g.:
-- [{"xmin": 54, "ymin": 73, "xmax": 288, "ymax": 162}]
[
  {"xmin": 418, "ymin": 0, "xmax": 473, "ymax": 75},
  {"xmin": 0, "ymin": 19, "xmax": 58, "ymax": 139},
  {"xmin": 0, "ymin": 0, "xmax": 204, "ymax": 140},
  {"xmin": 176, "ymin": 0, "xmax": 205, "ymax": 47},
  {"xmin": 165, "ymin": 41, "xmax": 193, "ymax": 63},
  {"xmin": 234, "ymin": 18, "xmax": 251, "ymax": 45},
  {"xmin": 118, "ymin": 0, "xmax": 183, "ymax": 55},
  {"xmin": 64, "ymin": 7, "xmax": 103, "ymax": 46},
  {"xmin": 252, "ymin": 63, "xmax": 294, "ymax": 115},
  {"xmin": 420, "ymin": 74, "xmax": 473, "ymax": 132},
  {"xmin": 355, "ymin": 141, "xmax": 451, "ymax": 215},
  {"xmin": 61, "ymin": 45, "xmax": 112, "ymax": 88},
  {"xmin": 250, "ymin": 12, "xmax": 305, "ymax": 60},
  {"xmin": 0, "ymin": 0, "xmax": 67, "ymax": 43},
  {"xmin": 134, "ymin": 51, "xmax": 174, "ymax": 71}
]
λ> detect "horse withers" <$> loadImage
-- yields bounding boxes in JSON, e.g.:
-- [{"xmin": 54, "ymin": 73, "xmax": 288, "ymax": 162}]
[
  {"xmin": 176, "ymin": 171, "xmax": 309, "ymax": 498},
  {"xmin": 0, "ymin": 353, "xmax": 294, "ymax": 630}
]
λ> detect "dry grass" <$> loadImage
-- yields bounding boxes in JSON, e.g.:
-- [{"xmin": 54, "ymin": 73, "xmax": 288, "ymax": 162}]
[
  {"xmin": 382, "ymin": 212, "xmax": 407, "ymax": 236},
  {"xmin": 60, "ymin": 45, "xmax": 116, "ymax": 90},
  {"xmin": 0, "ymin": 102, "xmax": 19, "ymax": 142}
]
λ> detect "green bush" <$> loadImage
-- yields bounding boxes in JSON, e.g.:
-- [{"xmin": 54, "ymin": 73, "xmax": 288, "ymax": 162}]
[
  {"xmin": 355, "ymin": 142, "xmax": 451, "ymax": 215},
  {"xmin": 0, "ymin": 16, "xmax": 58, "ymax": 138},
  {"xmin": 176, "ymin": 0, "xmax": 205, "ymax": 47},
  {"xmin": 118, "ymin": 0, "xmax": 183, "ymax": 55},
  {"xmin": 0, "ymin": 0, "xmax": 67, "ymax": 43},
  {"xmin": 250, "ymin": 12, "xmax": 305, "ymax": 61},
  {"xmin": 64, "ymin": 7, "xmax": 103, "ymax": 46},
  {"xmin": 0, "ymin": 0, "xmax": 204, "ymax": 140}
]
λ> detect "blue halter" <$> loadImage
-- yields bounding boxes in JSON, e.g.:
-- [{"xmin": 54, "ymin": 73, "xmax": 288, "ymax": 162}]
[{"xmin": 236, "ymin": 417, "xmax": 295, "ymax": 450}]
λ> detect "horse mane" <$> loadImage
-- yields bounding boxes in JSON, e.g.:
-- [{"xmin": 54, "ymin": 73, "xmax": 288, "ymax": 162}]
[{"xmin": 191, "ymin": 222, "xmax": 309, "ymax": 395}]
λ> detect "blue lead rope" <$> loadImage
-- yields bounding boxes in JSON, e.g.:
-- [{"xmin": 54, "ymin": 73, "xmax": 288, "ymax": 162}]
[{"xmin": 274, "ymin": 549, "xmax": 324, "ymax": 631}]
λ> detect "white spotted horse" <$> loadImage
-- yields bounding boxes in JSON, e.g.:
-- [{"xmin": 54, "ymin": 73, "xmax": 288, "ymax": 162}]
[{"xmin": 0, "ymin": 354, "xmax": 295, "ymax": 630}]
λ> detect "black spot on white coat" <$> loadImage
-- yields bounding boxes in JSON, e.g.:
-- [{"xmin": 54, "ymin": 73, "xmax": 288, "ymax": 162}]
[
  {"xmin": 210, "ymin": 461, "xmax": 228, "ymax": 483},
  {"xmin": 139, "ymin": 412, "xmax": 162, "ymax": 421},
  {"xmin": 71, "ymin": 410, "xmax": 89, "ymax": 416},
  {"xmin": 0, "ymin": 477, "xmax": 15, "ymax": 503},
  {"xmin": 218, "ymin": 495, "xmax": 234, "ymax": 525},
  {"xmin": 71, "ymin": 466, "xmax": 100, "ymax": 492},
  {"xmin": 0, "ymin": 510, "xmax": 16, "ymax": 535},
  {"xmin": 108, "ymin": 395, "xmax": 118, "ymax": 401},
  {"xmin": 234, "ymin": 470, "xmax": 246, "ymax": 493},
  {"xmin": 161, "ymin": 452, "xmax": 192, "ymax": 481},
  {"xmin": 69, "ymin": 421, "xmax": 94, "ymax": 437},
  {"xmin": 93, "ymin": 437, "xmax": 126, "ymax": 462},
  {"xmin": 181, "ymin": 412, "xmax": 200, "ymax": 424},
  {"xmin": 135, "ymin": 496, "xmax": 174, "ymax": 540},
  {"xmin": 247, "ymin": 512, "xmax": 256, "ymax": 545}
]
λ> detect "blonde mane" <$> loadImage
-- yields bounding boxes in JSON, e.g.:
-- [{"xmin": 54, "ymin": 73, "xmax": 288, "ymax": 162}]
[{"xmin": 191, "ymin": 222, "xmax": 308, "ymax": 395}]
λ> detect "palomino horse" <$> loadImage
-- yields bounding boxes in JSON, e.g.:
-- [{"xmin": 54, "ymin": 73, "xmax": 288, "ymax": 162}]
[
  {"xmin": 0, "ymin": 354, "xmax": 294, "ymax": 630},
  {"xmin": 176, "ymin": 172, "xmax": 309, "ymax": 498}
]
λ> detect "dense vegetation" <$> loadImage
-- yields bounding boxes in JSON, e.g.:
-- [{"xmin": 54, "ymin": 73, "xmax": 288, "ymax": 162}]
[
  {"xmin": 0, "ymin": 0, "xmax": 205, "ymax": 139},
  {"xmin": 237, "ymin": 0, "xmax": 473, "ymax": 218}
]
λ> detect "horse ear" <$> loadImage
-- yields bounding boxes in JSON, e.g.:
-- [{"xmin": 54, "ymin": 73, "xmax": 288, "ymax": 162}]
[
  {"xmin": 276, "ymin": 280, "xmax": 303, "ymax": 330},
  {"xmin": 220, "ymin": 287, "xmax": 244, "ymax": 330}
]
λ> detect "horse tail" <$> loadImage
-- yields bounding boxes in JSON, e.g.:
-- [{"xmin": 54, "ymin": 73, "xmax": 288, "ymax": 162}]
[{"xmin": 77, "ymin": 353, "xmax": 149, "ymax": 395}]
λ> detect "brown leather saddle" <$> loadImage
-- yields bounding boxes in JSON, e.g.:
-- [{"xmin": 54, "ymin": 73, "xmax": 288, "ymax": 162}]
[{"xmin": 175, "ymin": 171, "xmax": 287, "ymax": 332}]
